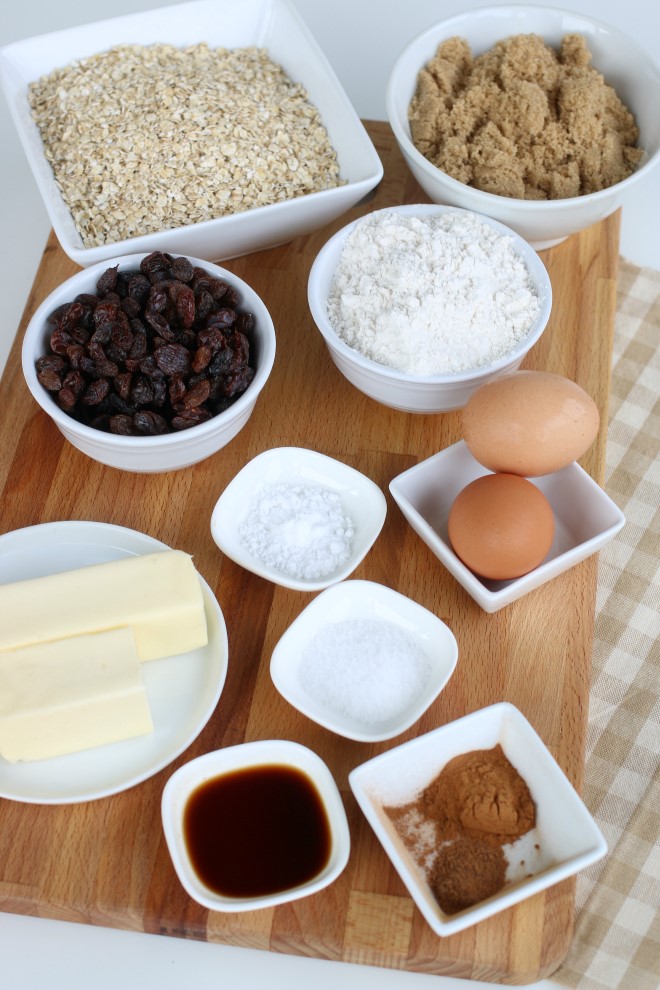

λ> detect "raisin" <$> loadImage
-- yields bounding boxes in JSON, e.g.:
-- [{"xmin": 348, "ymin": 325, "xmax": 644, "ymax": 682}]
[
  {"xmin": 87, "ymin": 342, "xmax": 118, "ymax": 378},
  {"xmin": 62, "ymin": 370, "xmax": 85, "ymax": 397},
  {"xmin": 209, "ymin": 279, "xmax": 230, "ymax": 302},
  {"xmin": 131, "ymin": 376, "xmax": 154, "ymax": 407},
  {"xmin": 133, "ymin": 410, "xmax": 168, "ymax": 435},
  {"xmin": 223, "ymin": 366, "xmax": 255, "ymax": 397},
  {"xmin": 195, "ymin": 289, "xmax": 215, "ymax": 322},
  {"xmin": 59, "ymin": 301, "xmax": 85, "ymax": 333},
  {"xmin": 128, "ymin": 331, "xmax": 148, "ymax": 361},
  {"xmin": 141, "ymin": 251, "xmax": 171, "ymax": 278},
  {"xmin": 176, "ymin": 285, "xmax": 196, "ymax": 328},
  {"xmin": 69, "ymin": 325, "xmax": 91, "ymax": 346},
  {"xmin": 206, "ymin": 307, "xmax": 236, "ymax": 330},
  {"xmin": 170, "ymin": 256, "xmax": 194, "ymax": 282},
  {"xmin": 209, "ymin": 345, "xmax": 233, "ymax": 376},
  {"xmin": 183, "ymin": 378, "xmax": 211, "ymax": 408},
  {"xmin": 154, "ymin": 343, "xmax": 191, "ymax": 375},
  {"xmin": 96, "ymin": 265, "xmax": 119, "ymax": 295},
  {"xmin": 144, "ymin": 309, "xmax": 171, "ymax": 336},
  {"xmin": 171, "ymin": 408, "xmax": 212, "ymax": 431},
  {"xmin": 37, "ymin": 368, "xmax": 63, "ymax": 391},
  {"xmin": 168, "ymin": 374, "xmax": 187, "ymax": 405},
  {"xmin": 151, "ymin": 374, "xmax": 167, "ymax": 408},
  {"xmin": 48, "ymin": 302, "xmax": 74, "ymax": 325},
  {"xmin": 49, "ymin": 329, "xmax": 74, "ymax": 355},
  {"xmin": 109, "ymin": 414, "xmax": 136, "ymax": 435},
  {"xmin": 111, "ymin": 323, "xmax": 134, "ymax": 352},
  {"xmin": 58, "ymin": 388, "xmax": 78, "ymax": 411},
  {"xmin": 81, "ymin": 379, "xmax": 110, "ymax": 405},
  {"xmin": 113, "ymin": 371, "xmax": 132, "ymax": 400},
  {"xmin": 90, "ymin": 325, "xmax": 112, "ymax": 346},
  {"xmin": 235, "ymin": 312, "xmax": 254, "ymax": 335},
  {"xmin": 66, "ymin": 344, "xmax": 86, "ymax": 369},
  {"xmin": 36, "ymin": 354, "xmax": 67, "ymax": 374},
  {"xmin": 127, "ymin": 273, "xmax": 151, "ymax": 302},
  {"xmin": 197, "ymin": 327, "xmax": 227, "ymax": 351},
  {"xmin": 121, "ymin": 296, "xmax": 142, "ymax": 318},
  {"xmin": 223, "ymin": 285, "xmax": 240, "ymax": 308},
  {"xmin": 192, "ymin": 344, "xmax": 212, "ymax": 372}
]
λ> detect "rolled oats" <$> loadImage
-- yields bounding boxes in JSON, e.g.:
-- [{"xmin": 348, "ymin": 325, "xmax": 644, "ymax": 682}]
[{"xmin": 28, "ymin": 44, "xmax": 344, "ymax": 247}]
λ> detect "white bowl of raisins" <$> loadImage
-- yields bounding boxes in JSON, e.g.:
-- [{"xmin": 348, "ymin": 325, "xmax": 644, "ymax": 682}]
[{"xmin": 22, "ymin": 252, "xmax": 276, "ymax": 472}]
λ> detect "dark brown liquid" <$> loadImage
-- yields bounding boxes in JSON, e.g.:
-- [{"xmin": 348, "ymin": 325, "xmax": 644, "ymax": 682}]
[{"xmin": 183, "ymin": 763, "xmax": 333, "ymax": 898}]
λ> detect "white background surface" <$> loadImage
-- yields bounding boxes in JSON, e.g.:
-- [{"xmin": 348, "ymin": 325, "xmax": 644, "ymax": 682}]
[{"xmin": 1, "ymin": 2, "xmax": 659, "ymax": 987}]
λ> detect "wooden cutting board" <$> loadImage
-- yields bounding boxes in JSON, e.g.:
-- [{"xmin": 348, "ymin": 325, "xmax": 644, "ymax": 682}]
[{"xmin": 0, "ymin": 121, "xmax": 619, "ymax": 983}]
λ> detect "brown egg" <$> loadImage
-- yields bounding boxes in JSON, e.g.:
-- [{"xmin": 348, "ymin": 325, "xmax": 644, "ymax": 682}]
[
  {"xmin": 448, "ymin": 473, "xmax": 554, "ymax": 580},
  {"xmin": 462, "ymin": 371, "xmax": 600, "ymax": 477}
]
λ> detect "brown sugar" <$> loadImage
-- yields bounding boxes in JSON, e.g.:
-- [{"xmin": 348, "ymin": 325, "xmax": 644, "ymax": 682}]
[
  {"xmin": 386, "ymin": 744, "xmax": 536, "ymax": 914},
  {"xmin": 408, "ymin": 33, "xmax": 645, "ymax": 199}
]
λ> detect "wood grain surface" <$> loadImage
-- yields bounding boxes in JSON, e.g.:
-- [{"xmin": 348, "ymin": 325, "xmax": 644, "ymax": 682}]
[{"xmin": 0, "ymin": 121, "xmax": 620, "ymax": 983}]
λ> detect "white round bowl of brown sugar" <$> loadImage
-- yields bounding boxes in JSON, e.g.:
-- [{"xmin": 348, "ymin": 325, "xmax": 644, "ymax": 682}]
[{"xmin": 386, "ymin": 6, "xmax": 660, "ymax": 249}]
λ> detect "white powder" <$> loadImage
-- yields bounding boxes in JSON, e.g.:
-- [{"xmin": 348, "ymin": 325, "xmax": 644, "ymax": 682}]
[
  {"xmin": 299, "ymin": 618, "xmax": 432, "ymax": 727},
  {"xmin": 327, "ymin": 210, "xmax": 541, "ymax": 375},
  {"xmin": 239, "ymin": 483, "xmax": 354, "ymax": 580}
]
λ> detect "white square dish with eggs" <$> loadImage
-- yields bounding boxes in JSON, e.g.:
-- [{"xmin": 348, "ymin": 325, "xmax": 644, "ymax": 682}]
[{"xmin": 389, "ymin": 441, "xmax": 625, "ymax": 612}]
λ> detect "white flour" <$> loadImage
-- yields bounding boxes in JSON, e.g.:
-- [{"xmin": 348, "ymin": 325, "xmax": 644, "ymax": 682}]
[{"xmin": 327, "ymin": 211, "xmax": 541, "ymax": 375}]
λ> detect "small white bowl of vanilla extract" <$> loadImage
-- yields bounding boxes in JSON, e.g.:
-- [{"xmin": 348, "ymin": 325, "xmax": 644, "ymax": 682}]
[{"xmin": 161, "ymin": 738, "xmax": 350, "ymax": 911}]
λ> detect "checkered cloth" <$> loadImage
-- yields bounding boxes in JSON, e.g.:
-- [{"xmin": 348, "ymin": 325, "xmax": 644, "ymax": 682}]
[{"xmin": 551, "ymin": 261, "xmax": 660, "ymax": 990}]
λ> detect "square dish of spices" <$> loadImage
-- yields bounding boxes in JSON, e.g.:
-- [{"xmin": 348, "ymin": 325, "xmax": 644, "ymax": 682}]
[
  {"xmin": 0, "ymin": 0, "xmax": 383, "ymax": 267},
  {"xmin": 349, "ymin": 702, "xmax": 606, "ymax": 936}
]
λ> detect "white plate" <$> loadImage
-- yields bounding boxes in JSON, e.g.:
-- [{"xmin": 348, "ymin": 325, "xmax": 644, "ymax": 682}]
[{"xmin": 0, "ymin": 521, "xmax": 228, "ymax": 804}]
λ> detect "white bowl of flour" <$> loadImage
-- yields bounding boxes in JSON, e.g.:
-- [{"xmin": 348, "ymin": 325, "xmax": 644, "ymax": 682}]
[{"xmin": 308, "ymin": 205, "xmax": 552, "ymax": 412}]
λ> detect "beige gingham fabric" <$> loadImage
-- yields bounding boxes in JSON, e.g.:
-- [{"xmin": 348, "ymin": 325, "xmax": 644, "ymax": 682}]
[{"xmin": 552, "ymin": 260, "xmax": 660, "ymax": 990}]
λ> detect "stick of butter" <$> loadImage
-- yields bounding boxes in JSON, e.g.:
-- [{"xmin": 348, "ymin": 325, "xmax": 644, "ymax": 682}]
[
  {"xmin": 0, "ymin": 550, "xmax": 208, "ymax": 662},
  {"xmin": 0, "ymin": 627, "xmax": 153, "ymax": 762}
]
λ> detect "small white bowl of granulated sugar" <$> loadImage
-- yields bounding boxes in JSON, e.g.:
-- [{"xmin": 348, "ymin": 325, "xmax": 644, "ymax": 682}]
[
  {"xmin": 308, "ymin": 204, "xmax": 552, "ymax": 412},
  {"xmin": 270, "ymin": 580, "xmax": 458, "ymax": 742},
  {"xmin": 210, "ymin": 447, "xmax": 387, "ymax": 592}
]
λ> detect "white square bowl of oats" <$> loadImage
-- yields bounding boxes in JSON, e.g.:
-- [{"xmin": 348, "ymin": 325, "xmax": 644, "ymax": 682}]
[{"xmin": 0, "ymin": 0, "xmax": 383, "ymax": 267}]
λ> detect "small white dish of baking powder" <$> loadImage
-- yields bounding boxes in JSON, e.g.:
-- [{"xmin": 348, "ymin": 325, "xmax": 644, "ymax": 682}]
[
  {"xmin": 210, "ymin": 447, "xmax": 387, "ymax": 591},
  {"xmin": 270, "ymin": 580, "xmax": 458, "ymax": 741}
]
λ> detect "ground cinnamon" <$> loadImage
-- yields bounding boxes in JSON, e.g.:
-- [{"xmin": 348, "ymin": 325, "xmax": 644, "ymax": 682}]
[{"xmin": 385, "ymin": 744, "xmax": 536, "ymax": 915}]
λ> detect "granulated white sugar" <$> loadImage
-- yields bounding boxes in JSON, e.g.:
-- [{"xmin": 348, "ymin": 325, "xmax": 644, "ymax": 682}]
[{"xmin": 299, "ymin": 618, "xmax": 432, "ymax": 726}]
